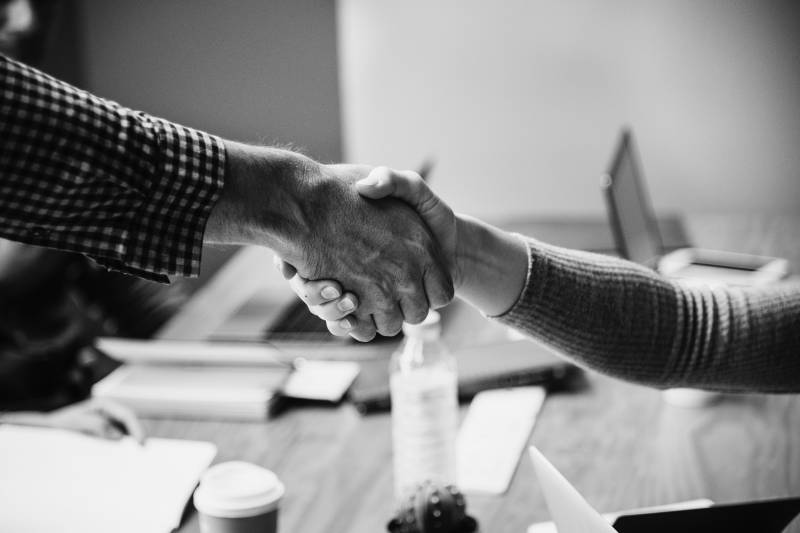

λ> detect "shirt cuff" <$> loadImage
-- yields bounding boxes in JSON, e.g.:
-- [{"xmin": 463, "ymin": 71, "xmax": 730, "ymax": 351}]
[{"xmin": 97, "ymin": 120, "xmax": 226, "ymax": 282}]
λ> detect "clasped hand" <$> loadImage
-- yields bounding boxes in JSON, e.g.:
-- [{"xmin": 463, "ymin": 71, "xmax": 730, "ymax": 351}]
[
  {"xmin": 275, "ymin": 166, "xmax": 461, "ymax": 340},
  {"xmin": 208, "ymin": 144, "xmax": 457, "ymax": 342}
]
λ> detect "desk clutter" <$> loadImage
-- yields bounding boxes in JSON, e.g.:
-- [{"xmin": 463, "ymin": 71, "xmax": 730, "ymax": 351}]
[
  {"xmin": 92, "ymin": 337, "xmax": 576, "ymax": 422},
  {"xmin": 527, "ymin": 445, "xmax": 800, "ymax": 533},
  {"xmin": 0, "ymin": 425, "xmax": 216, "ymax": 533},
  {"xmin": 92, "ymin": 339, "xmax": 359, "ymax": 420},
  {"xmin": 387, "ymin": 482, "xmax": 478, "ymax": 533}
]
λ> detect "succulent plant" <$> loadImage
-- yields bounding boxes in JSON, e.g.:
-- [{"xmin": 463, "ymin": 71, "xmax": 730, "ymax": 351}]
[{"xmin": 387, "ymin": 482, "xmax": 478, "ymax": 533}]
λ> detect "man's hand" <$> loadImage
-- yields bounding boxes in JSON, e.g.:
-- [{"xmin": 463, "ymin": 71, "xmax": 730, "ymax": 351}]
[
  {"xmin": 206, "ymin": 142, "xmax": 454, "ymax": 341},
  {"xmin": 276, "ymin": 166, "xmax": 462, "ymax": 338},
  {"xmin": 356, "ymin": 167, "xmax": 461, "ymax": 288}
]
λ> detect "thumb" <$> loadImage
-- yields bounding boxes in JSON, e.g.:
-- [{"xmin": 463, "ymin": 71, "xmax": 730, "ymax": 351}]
[
  {"xmin": 356, "ymin": 167, "xmax": 440, "ymax": 218},
  {"xmin": 355, "ymin": 166, "xmax": 398, "ymax": 199}
]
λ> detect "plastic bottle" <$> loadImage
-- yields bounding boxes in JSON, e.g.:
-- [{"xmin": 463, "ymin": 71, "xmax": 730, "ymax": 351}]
[{"xmin": 390, "ymin": 310, "xmax": 459, "ymax": 501}]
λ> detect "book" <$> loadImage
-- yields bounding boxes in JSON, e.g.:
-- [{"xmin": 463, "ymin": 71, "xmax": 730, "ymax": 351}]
[{"xmin": 93, "ymin": 365, "xmax": 288, "ymax": 421}]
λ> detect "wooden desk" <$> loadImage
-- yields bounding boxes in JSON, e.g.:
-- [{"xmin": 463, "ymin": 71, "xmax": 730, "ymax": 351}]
[{"xmin": 150, "ymin": 214, "xmax": 800, "ymax": 533}]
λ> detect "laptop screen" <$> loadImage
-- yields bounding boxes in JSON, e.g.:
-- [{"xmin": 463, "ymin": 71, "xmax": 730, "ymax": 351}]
[{"xmin": 602, "ymin": 130, "xmax": 663, "ymax": 268}]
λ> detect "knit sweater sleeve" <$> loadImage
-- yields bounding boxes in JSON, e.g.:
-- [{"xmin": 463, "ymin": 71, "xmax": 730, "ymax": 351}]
[{"xmin": 495, "ymin": 236, "xmax": 800, "ymax": 393}]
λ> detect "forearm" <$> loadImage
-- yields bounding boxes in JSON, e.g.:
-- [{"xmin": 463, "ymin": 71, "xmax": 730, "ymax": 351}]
[
  {"xmin": 496, "ymin": 237, "xmax": 800, "ymax": 392},
  {"xmin": 0, "ymin": 54, "xmax": 224, "ymax": 280}
]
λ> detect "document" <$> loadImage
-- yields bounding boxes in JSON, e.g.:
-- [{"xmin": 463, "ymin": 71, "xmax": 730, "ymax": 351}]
[
  {"xmin": 0, "ymin": 425, "xmax": 216, "ymax": 533},
  {"xmin": 528, "ymin": 446, "xmax": 617, "ymax": 533},
  {"xmin": 527, "ymin": 445, "xmax": 712, "ymax": 533}
]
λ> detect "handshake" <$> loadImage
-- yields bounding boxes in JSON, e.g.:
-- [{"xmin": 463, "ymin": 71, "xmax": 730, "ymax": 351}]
[{"xmin": 206, "ymin": 142, "xmax": 528, "ymax": 341}]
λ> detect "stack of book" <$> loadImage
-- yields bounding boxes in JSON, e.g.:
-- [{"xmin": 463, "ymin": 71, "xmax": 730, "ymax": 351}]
[{"xmin": 92, "ymin": 339, "xmax": 291, "ymax": 421}]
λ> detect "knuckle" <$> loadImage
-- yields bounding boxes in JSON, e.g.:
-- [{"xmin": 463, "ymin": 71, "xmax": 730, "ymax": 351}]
[
  {"xmin": 374, "ymin": 166, "xmax": 392, "ymax": 179},
  {"xmin": 408, "ymin": 171, "xmax": 423, "ymax": 187}
]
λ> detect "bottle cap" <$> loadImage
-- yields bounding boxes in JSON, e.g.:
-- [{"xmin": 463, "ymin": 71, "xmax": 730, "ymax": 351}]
[{"xmin": 402, "ymin": 310, "xmax": 441, "ymax": 338}]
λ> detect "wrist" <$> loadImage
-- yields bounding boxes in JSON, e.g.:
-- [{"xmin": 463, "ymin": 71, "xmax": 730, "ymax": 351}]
[
  {"xmin": 454, "ymin": 215, "xmax": 528, "ymax": 316},
  {"xmin": 206, "ymin": 141, "xmax": 320, "ymax": 255}
]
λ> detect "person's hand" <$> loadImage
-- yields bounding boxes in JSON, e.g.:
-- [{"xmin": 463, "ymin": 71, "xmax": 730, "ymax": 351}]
[
  {"xmin": 207, "ymin": 143, "xmax": 454, "ymax": 341},
  {"xmin": 273, "ymin": 255, "xmax": 361, "ymax": 337},
  {"xmin": 44, "ymin": 399, "xmax": 145, "ymax": 443},
  {"xmin": 356, "ymin": 167, "xmax": 460, "ymax": 286},
  {"xmin": 276, "ymin": 167, "xmax": 461, "ymax": 336},
  {"xmin": 0, "ymin": 399, "xmax": 146, "ymax": 444}
]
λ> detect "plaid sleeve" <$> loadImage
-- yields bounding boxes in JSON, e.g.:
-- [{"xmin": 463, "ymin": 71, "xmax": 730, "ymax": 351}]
[{"xmin": 0, "ymin": 54, "xmax": 225, "ymax": 281}]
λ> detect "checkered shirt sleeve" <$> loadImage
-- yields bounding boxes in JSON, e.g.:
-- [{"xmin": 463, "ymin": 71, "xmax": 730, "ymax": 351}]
[{"xmin": 0, "ymin": 54, "xmax": 226, "ymax": 281}]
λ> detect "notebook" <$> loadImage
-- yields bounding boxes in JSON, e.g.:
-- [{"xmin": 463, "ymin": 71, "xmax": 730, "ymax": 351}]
[
  {"xmin": 92, "ymin": 365, "xmax": 288, "ymax": 420},
  {"xmin": 0, "ymin": 425, "xmax": 216, "ymax": 533}
]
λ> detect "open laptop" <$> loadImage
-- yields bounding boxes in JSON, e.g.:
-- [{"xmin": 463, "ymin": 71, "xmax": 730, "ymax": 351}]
[{"xmin": 601, "ymin": 130, "xmax": 788, "ymax": 286}]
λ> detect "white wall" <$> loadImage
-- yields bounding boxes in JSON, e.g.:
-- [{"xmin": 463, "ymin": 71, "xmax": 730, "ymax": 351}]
[
  {"xmin": 77, "ymin": 0, "xmax": 342, "ymax": 162},
  {"xmin": 337, "ymin": 0, "xmax": 800, "ymax": 218}
]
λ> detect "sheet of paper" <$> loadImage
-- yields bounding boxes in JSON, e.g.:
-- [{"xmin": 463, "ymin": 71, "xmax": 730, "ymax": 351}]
[
  {"xmin": 0, "ymin": 425, "xmax": 216, "ymax": 533},
  {"xmin": 457, "ymin": 387, "xmax": 545, "ymax": 494},
  {"xmin": 283, "ymin": 360, "xmax": 360, "ymax": 401},
  {"xmin": 96, "ymin": 338, "xmax": 286, "ymax": 366},
  {"xmin": 528, "ymin": 446, "xmax": 617, "ymax": 533}
]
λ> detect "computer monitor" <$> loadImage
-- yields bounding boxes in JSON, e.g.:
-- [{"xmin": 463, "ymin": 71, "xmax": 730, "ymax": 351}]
[{"xmin": 602, "ymin": 130, "xmax": 664, "ymax": 268}]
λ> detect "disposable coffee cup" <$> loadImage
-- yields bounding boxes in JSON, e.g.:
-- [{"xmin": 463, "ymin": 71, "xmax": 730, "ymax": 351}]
[{"xmin": 194, "ymin": 461, "xmax": 285, "ymax": 533}]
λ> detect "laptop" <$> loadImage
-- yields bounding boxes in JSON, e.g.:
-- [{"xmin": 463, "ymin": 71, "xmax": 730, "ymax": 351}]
[
  {"xmin": 601, "ymin": 129, "xmax": 789, "ymax": 286},
  {"xmin": 527, "ymin": 445, "xmax": 800, "ymax": 533}
]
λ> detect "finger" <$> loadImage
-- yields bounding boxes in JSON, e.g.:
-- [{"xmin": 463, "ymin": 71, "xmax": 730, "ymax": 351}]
[
  {"xmin": 346, "ymin": 314, "xmax": 377, "ymax": 342},
  {"xmin": 79, "ymin": 416, "xmax": 116, "ymax": 440},
  {"xmin": 372, "ymin": 305, "xmax": 404, "ymax": 337},
  {"xmin": 357, "ymin": 168, "xmax": 435, "ymax": 212},
  {"xmin": 326, "ymin": 317, "xmax": 353, "ymax": 337},
  {"xmin": 423, "ymin": 264, "xmax": 455, "ymax": 309},
  {"xmin": 310, "ymin": 292, "xmax": 358, "ymax": 321},
  {"xmin": 95, "ymin": 400, "xmax": 146, "ymax": 444},
  {"xmin": 355, "ymin": 166, "xmax": 396, "ymax": 198},
  {"xmin": 399, "ymin": 291, "xmax": 429, "ymax": 325},
  {"xmin": 273, "ymin": 254, "xmax": 297, "ymax": 280},
  {"xmin": 289, "ymin": 276, "xmax": 343, "ymax": 306},
  {"xmin": 103, "ymin": 423, "xmax": 125, "ymax": 441}
]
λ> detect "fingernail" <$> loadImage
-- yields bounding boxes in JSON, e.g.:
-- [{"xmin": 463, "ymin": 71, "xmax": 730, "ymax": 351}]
[
  {"xmin": 321, "ymin": 286, "xmax": 340, "ymax": 299},
  {"xmin": 338, "ymin": 297, "xmax": 355, "ymax": 312},
  {"xmin": 340, "ymin": 318, "xmax": 352, "ymax": 330},
  {"xmin": 358, "ymin": 174, "xmax": 379, "ymax": 187}
]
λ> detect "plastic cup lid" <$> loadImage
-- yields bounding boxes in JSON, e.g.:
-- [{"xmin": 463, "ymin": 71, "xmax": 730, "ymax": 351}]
[{"xmin": 194, "ymin": 461, "xmax": 285, "ymax": 518}]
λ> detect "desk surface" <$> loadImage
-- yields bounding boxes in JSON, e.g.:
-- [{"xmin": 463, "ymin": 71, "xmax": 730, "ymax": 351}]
[{"xmin": 149, "ymin": 214, "xmax": 800, "ymax": 533}]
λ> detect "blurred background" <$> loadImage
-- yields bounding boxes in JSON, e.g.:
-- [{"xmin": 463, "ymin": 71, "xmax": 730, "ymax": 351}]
[{"xmin": 40, "ymin": 0, "xmax": 800, "ymax": 220}]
